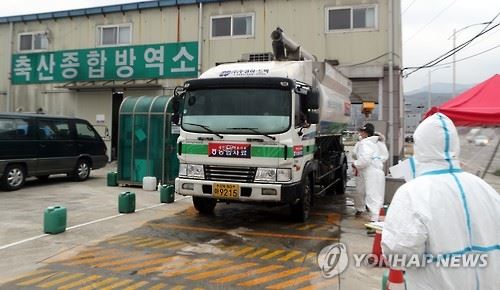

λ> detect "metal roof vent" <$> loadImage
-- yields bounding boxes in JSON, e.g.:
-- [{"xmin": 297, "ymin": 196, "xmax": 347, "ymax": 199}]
[{"xmin": 241, "ymin": 52, "xmax": 274, "ymax": 62}]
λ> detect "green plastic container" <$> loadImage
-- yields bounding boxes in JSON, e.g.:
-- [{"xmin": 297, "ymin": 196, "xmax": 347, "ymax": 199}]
[
  {"xmin": 44, "ymin": 206, "xmax": 67, "ymax": 234},
  {"xmin": 160, "ymin": 185, "xmax": 175, "ymax": 203},
  {"xmin": 107, "ymin": 171, "xmax": 118, "ymax": 186},
  {"xmin": 118, "ymin": 192, "xmax": 136, "ymax": 213}
]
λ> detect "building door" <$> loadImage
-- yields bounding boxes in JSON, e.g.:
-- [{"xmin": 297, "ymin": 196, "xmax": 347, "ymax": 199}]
[{"xmin": 111, "ymin": 91, "xmax": 124, "ymax": 161}]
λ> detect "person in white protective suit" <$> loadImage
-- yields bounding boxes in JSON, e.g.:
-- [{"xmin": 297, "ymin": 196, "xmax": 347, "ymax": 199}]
[
  {"xmin": 374, "ymin": 131, "xmax": 389, "ymax": 166},
  {"xmin": 351, "ymin": 135, "xmax": 366, "ymax": 215},
  {"xmin": 352, "ymin": 123, "xmax": 386, "ymax": 221},
  {"xmin": 382, "ymin": 113, "xmax": 500, "ymax": 289}
]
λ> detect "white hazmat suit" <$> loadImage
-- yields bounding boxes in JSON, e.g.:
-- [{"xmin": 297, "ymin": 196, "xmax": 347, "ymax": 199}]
[
  {"xmin": 382, "ymin": 113, "xmax": 500, "ymax": 289},
  {"xmin": 353, "ymin": 135, "xmax": 386, "ymax": 221},
  {"xmin": 352, "ymin": 139, "xmax": 366, "ymax": 213}
]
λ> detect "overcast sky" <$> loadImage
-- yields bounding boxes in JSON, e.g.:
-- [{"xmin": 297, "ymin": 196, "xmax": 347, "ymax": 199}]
[{"xmin": 0, "ymin": 0, "xmax": 499, "ymax": 93}]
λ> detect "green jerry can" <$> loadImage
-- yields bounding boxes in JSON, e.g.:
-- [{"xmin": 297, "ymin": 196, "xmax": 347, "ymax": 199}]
[
  {"xmin": 160, "ymin": 185, "xmax": 175, "ymax": 203},
  {"xmin": 118, "ymin": 192, "xmax": 136, "ymax": 213},
  {"xmin": 44, "ymin": 206, "xmax": 67, "ymax": 234},
  {"xmin": 107, "ymin": 171, "xmax": 118, "ymax": 186}
]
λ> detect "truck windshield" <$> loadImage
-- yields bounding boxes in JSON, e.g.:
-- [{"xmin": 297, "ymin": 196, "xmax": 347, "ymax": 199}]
[{"xmin": 182, "ymin": 88, "xmax": 291, "ymax": 134}]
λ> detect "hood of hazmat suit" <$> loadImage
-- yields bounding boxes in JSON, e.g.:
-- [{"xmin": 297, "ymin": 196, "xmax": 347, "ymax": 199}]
[{"xmin": 382, "ymin": 113, "xmax": 500, "ymax": 290}]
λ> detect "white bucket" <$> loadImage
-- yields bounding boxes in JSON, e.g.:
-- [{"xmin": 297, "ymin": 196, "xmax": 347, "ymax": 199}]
[{"xmin": 142, "ymin": 176, "xmax": 157, "ymax": 191}]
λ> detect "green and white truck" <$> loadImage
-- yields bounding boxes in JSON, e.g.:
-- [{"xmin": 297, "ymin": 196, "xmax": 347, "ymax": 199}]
[{"xmin": 174, "ymin": 28, "xmax": 352, "ymax": 221}]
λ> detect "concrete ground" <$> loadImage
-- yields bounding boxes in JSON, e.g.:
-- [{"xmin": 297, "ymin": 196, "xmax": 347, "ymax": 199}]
[
  {"xmin": 0, "ymin": 163, "xmax": 385, "ymax": 290},
  {"xmin": 1, "ymin": 128, "xmax": 497, "ymax": 290},
  {"xmin": 0, "ymin": 166, "xmax": 193, "ymax": 284}
]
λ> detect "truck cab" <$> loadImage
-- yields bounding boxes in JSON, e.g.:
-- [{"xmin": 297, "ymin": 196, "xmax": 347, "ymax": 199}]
[{"xmin": 175, "ymin": 60, "xmax": 351, "ymax": 221}]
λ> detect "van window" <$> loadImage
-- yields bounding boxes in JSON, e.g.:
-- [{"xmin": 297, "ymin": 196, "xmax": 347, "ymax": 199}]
[
  {"xmin": 38, "ymin": 119, "xmax": 71, "ymax": 140},
  {"xmin": 0, "ymin": 118, "xmax": 31, "ymax": 140},
  {"xmin": 76, "ymin": 122, "xmax": 98, "ymax": 140}
]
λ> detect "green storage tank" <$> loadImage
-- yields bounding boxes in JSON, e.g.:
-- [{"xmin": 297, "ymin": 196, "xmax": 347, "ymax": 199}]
[{"xmin": 117, "ymin": 96, "xmax": 180, "ymax": 186}]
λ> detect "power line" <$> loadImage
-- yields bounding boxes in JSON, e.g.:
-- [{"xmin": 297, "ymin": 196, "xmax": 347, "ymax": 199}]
[
  {"xmin": 403, "ymin": 0, "xmax": 457, "ymax": 45},
  {"xmin": 417, "ymin": 22, "xmax": 498, "ymax": 69},
  {"xmin": 466, "ymin": 23, "xmax": 500, "ymax": 50},
  {"xmin": 431, "ymin": 44, "xmax": 500, "ymax": 67},
  {"xmin": 404, "ymin": 20, "xmax": 500, "ymax": 70},
  {"xmin": 402, "ymin": 0, "xmax": 418, "ymax": 15},
  {"xmin": 345, "ymin": 53, "xmax": 389, "ymax": 66},
  {"xmin": 402, "ymin": 21, "xmax": 500, "ymax": 78},
  {"xmin": 343, "ymin": 52, "xmax": 402, "ymax": 67},
  {"xmin": 408, "ymin": 12, "xmax": 500, "ymax": 72}
]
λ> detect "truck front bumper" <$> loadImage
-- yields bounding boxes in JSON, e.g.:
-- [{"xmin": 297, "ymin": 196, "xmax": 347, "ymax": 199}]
[{"xmin": 175, "ymin": 178, "xmax": 302, "ymax": 204}]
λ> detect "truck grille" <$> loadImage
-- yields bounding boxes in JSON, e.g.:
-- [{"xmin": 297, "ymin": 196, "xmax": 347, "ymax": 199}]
[{"xmin": 204, "ymin": 165, "xmax": 256, "ymax": 183}]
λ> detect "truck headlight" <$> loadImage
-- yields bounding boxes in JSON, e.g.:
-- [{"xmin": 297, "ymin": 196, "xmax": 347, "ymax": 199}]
[
  {"xmin": 277, "ymin": 168, "xmax": 292, "ymax": 182},
  {"xmin": 179, "ymin": 163, "xmax": 187, "ymax": 176},
  {"xmin": 255, "ymin": 168, "xmax": 277, "ymax": 182},
  {"xmin": 187, "ymin": 164, "xmax": 204, "ymax": 179}
]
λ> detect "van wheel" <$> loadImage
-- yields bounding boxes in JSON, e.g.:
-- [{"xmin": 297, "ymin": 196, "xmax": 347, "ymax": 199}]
[
  {"xmin": 290, "ymin": 175, "xmax": 312, "ymax": 222},
  {"xmin": 70, "ymin": 159, "xmax": 91, "ymax": 181},
  {"xmin": 2, "ymin": 164, "xmax": 26, "ymax": 191},
  {"xmin": 193, "ymin": 197, "xmax": 217, "ymax": 214}
]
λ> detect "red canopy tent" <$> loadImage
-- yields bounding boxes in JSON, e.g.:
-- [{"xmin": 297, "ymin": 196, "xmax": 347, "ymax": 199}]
[
  {"xmin": 424, "ymin": 74, "xmax": 500, "ymax": 126},
  {"xmin": 424, "ymin": 74, "xmax": 500, "ymax": 178}
]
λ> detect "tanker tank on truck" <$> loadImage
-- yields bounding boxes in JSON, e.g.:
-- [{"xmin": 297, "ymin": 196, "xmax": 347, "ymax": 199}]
[{"xmin": 173, "ymin": 28, "xmax": 352, "ymax": 221}]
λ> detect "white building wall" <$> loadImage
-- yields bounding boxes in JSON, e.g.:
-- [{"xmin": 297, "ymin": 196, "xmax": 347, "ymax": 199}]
[
  {"xmin": 200, "ymin": 0, "xmax": 402, "ymax": 69},
  {"xmin": 0, "ymin": 0, "xmax": 403, "ymax": 160}
]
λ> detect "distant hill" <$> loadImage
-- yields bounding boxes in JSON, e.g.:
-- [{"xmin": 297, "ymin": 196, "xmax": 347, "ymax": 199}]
[
  {"xmin": 404, "ymin": 83, "xmax": 473, "ymax": 112},
  {"xmin": 405, "ymin": 82, "xmax": 472, "ymax": 96}
]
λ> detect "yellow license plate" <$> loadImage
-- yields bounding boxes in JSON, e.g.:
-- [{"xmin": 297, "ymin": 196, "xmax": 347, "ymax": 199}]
[{"xmin": 213, "ymin": 183, "xmax": 240, "ymax": 199}]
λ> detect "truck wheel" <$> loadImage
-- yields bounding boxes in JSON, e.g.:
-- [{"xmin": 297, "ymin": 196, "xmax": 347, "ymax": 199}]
[
  {"xmin": 2, "ymin": 164, "xmax": 26, "ymax": 191},
  {"xmin": 193, "ymin": 196, "xmax": 217, "ymax": 214},
  {"xmin": 290, "ymin": 175, "xmax": 312, "ymax": 222},
  {"xmin": 334, "ymin": 162, "xmax": 347, "ymax": 195}
]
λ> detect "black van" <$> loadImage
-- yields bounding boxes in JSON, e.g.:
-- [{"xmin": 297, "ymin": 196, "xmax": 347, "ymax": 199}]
[{"xmin": 0, "ymin": 113, "xmax": 108, "ymax": 191}]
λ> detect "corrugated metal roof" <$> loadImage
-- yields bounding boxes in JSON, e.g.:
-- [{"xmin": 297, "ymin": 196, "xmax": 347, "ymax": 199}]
[{"xmin": 0, "ymin": 0, "xmax": 226, "ymax": 24}]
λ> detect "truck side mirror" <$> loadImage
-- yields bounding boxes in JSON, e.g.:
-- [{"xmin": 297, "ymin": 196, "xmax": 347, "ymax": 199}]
[
  {"xmin": 173, "ymin": 86, "xmax": 185, "ymax": 97},
  {"xmin": 171, "ymin": 94, "xmax": 183, "ymax": 125},
  {"xmin": 306, "ymin": 88, "xmax": 320, "ymax": 110},
  {"xmin": 307, "ymin": 111, "xmax": 319, "ymax": 124}
]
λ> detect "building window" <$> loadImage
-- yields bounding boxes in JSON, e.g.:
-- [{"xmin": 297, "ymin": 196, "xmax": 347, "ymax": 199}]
[
  {"xmin": 97, "ymin": 24, "xmax": 131, "ymax": 46},
  {"xmin": 18, "ymin": 32, "xmax": 48, "ymax": 51},
  {"xmin": 211, "ymin": 13, "xmax": 254, "ymax": 38},
  {"xmin": 326, "ymin": 6, "xmax": 376, "ymax": 31}
]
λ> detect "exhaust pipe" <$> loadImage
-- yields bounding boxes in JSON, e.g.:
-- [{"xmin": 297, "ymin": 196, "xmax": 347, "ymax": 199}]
[{"xmin": 271, "ymin": 27, "xmax": 316, "ymax": 61}]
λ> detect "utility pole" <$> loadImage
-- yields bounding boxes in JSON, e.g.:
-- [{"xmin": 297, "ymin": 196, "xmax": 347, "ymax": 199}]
[
  {"xmin": 388, "ymin": 0, "xmax": 394, "ymax": 165},
  {"xmin": 452, "ymin": 28, "xmax": 456, "ymax": 96},
  {"xmin": 428, "ymin": 71, "xmax": 432, "ymax": 110},
  {"xmin": 450, "ymin": 22, "xmax": 489, "ymax": 97}
]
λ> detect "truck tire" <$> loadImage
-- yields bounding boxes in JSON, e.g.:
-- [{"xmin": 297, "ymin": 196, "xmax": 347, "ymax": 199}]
[
  {"xmin": 2, "ymin": 164, "xmax": 26, "ymax": 191},
  {"xmin": 193, "ymin": 196, "xmax": 217, "ymax": 214},
  {"xmin": 290, "ymin": 175, "xmax": 312, "ymax": 222},
  {"xmin": 334, "ymin": 162, "xmax": 347, "ymax": 195}
]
